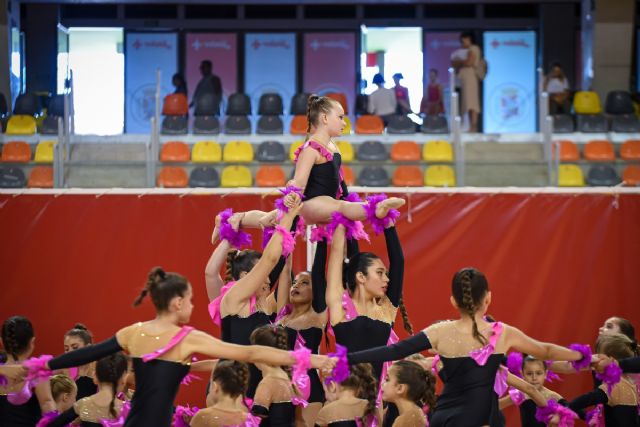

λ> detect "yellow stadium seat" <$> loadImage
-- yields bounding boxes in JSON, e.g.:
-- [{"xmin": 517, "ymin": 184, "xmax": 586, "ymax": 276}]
[
  {"xmin": 425, "ymin": 165, "xmax": 456, "ymax": 187},
  {"xmin": 341, "ymin": 116, "xmax": 352, "ymax": 135},
  {"xmin": 34, "ymin": 141, "xmax": 55, "ymax": 163},
  {"xmin": 573, "ymin": 91, "xmax": 602, "ymax": 114},
  {"xmin": 223, "ymin": 140, "xmax": 253, "ymax": 163},
  {"xmin": 192, "ymin": 141, "xmax": 222, "ymax": 163},
  {"xmin": 289, "ymin": 140, "xmax": 304, "ymax": 162},
  {"xmin": 336, "ymin": 140, "xmax": 354, "ymax": 163},
  {"xmin": 221, "ymin": 165, "xmax": 252, "ymax": 187},
  {"xmin": 6, "ymin": 115, "xmax": 37, "ymax": 135},
  {"xmin": 558, "ymin": 164, "xmax": 585, "ymax": 187},
  {"xmin": 423, "ymin": 140, "xmax": 454, "ymax": 162}
]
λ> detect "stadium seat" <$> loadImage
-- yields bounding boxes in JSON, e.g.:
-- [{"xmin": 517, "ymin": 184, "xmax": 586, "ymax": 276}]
[
  {"xmin": 256, "ymin": 165, "xmax": 286, "ymax": 187},
  {"xmin": 191, "ymin": 141, "xmax": 221, "ymax": 163},
  {"xmin": 194, "ymin": 93, "xmax": 221, "ymax": 116},
  {"xmin": 224, "ymin": 116, "xmax": 252, "ymax": 134},
  {"xmin": 390, "ymin": 141, "xmax": 421, "ymax": 162},
  {"xmin": 355, "ymin": 94, "xmax": 369, "ymax": 116},
  {"xmin": 28, "ymin": 166, "xmax": 53, "ymax": 188},
  {"xmin": 355, "ymin": 115, "xmax": 384, "ymax": 134},
  {"xmin": 342, "ymin": 116, "xmax": 352, "ymax": 135},
  {"xmin": 157, "ymin": 166, "xmax": 188, "ymax": 188},
  {"xmin": 425, "ymin": 165, "xmax": 456, "ymax": 187},
  {"xmin": 421, "ymin": 116, "xmax": 449, "ymax": 134},
  {"xmin": 256, "ymin": 141, "xmax": 286, "ymax": 163},
  {"xmin": 256, "ymin": 116, "xmax": 284, "ymax": 134},
  {"xmin": 289, "ymin": 140, "xmax": 304, "ymax": 161},
  {"xmin": 227, "ymin": 93, "xmax": 251, "ymax": 115},
  {"xmin": 189, "ymin": 167, "xmax": 220, "ymax": 188},
  {"xmin": 576, "ymin": 114, "xmax": 608, "ymax": 133},
  {"xmin": 0, "ymin": 167, "xmax": 26, "ymax": 188},
  {"xmin": 14, "ymin": 93, "xmax": 42, "ymax": 116},
  {"xmin": 621, "ymin": 140, "xmax": 640, "ymax": 160},
  {"xmin": 221, "ymin": 165, "xmax": 252, "ymax": 187},
  {"xmin": 423, "ymin": 140, "xmax": 454, "ymax": 162},
  {"xmin": 341, "ymin": 165, "xmax": 355, "ymax": 185},
  {"xmin": 160, "ymin": 141, "xmax": 190, "ymax": 162},
  {"xmin": 161, "ymin": 116, "xmax": 188, "ymax": 135},
  {"xmin": 162, "ymin": 94, "xmax": 188, "ymax": 116},
  {"xmin": 6, "ymin": 115, "xmax": 37, "ymax": 135},
  {"xmin": 611, "ymin": 115, "xmax": 640, "ymax": 133},
  {"xmin": 290, "ymin": 93, "xmax": 310, "ymax": 115},
  {"xmin": 357, "ymin": 140, "xmax": 388, "ymax": 161},
  {"xmin": 387, "ymin": 115, "xmax": 417, "ymax": 134},
  {"xmin": 552, "ymin": 114, "xmax": 575, "ymax": 133},
  {"xmin": 35, "ymin": 141, "xmax": 55, "ymax": 163},
  {"xmin": 223, "ymin": 140, "xmax": 254, "ymax": 163},
  {"xmin": 584, "ymin": 140, "xmax": 615, "ymax": 161},
  {"xmin": 290, "ymin": 115, "xmax": 308, "ymax": 135},
  {"xmin": 587, "ymin": 164, "xmax": 620, "ymax": 186},
  {"xmin": 2, "ymin": 141, "xmax": 32, "ymax": 162},
  {"xmin": 392, "ymin": 166, "xmax": 423, "ymax": 187},
  {"xmin": 326, "ymin": 92, "xmax": 348, "ymax": 114},
  {"xmin": 336, "ymin": 140, "xmax": 354, "ymax": 163},
  {"xmin": 573, "ymin": 91, "xmax": 602, "ymax": 114},
  {"xmin": 258, "ymin": 93, "xmax": 284, "ymax": 115},
  {"xmin": 554, "ymin": 140, "xmax": 580, "ymax": 162},
  {"xmin": 41, "ymin": 95, "xmax": 65, "ymax": 135},
  {"xmin": 558, "ymin": 164, "xmax": 585, "ymax": 187},
  {"xmin": 622, "ymin": 165, "xmax": 640, "ymax": 186},
  {"xmin": 358, "ymin": 166, "xmax": 389, "ymax": 186},
  {"xmin": 193, "ymin": 116, "xmax": 221, "ymax": 134},
  {"xmin": 605, "ymin": 91, "xmax": 634, "ymax": 115}
]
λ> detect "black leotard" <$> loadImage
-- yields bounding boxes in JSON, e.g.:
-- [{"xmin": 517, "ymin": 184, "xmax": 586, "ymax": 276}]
[
  {"xmin": 75, "ymin": 376, "xmax": 98, "ymax": 400},
  {"xmin": 252, "ymin": 402, "xmax": 295, "ymax": 427},
  {"xmin": 303, "ymin": 151, "xmax": 345, "ymax": 200},
  {"xmin": 518, "ymin": 399, "xmax": 568, "ymax": 427},
  {"xmin": 0, "ymin": 393, "xmax": 41, "ymax": 426},
  {"xmin": 569, "ymin": 387, "xmax": 640, "ymax": 427}
]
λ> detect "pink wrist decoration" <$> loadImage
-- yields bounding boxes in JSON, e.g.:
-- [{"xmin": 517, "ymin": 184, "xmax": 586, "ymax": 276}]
[
  {"xmin": 219, "ymin": 208, "xmax": 252, "ymax": 249},
  {"xmin": 363, "ymin": 194, "xmax": 400, "ymax": 235},
  {"xmin": 275, "ymin": 185, "xmax": 303, "ymax": 220},
  {"xmin": 275, "ymin": 225, "xmax": 296, "ymax": 257},
  {"xmin": 535, "ymin": 399, "xmax": 578, "ymax": 426},
  {"xmin": 568, "ymin": 344, "xmax": 592, "ymax": 372},
  {"xmin": 506, "ymin": 352, "xmax": 523, "ymax": 378},
  {"xmin": 310, "ymin": 225, "xmax": 330, "ymax": 243},
  {"xmin": 23, "ymin": 355, "xmax": 53, "ymax": 385},
  {"xmin": 325, "ymin": 344, "xmax": 350, "ymax": 385},
  {"xmin": 595, "ymin": 362, "xmax": 623, "ymax": 394},
  {"xmin": 326, "ymin": 212, "xmax": 369, "ymax": 242}
]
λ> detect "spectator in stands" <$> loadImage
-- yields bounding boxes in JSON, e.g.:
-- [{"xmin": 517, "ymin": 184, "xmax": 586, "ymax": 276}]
[
  {"xmin": 544, "ymin": 62, "xmax": 571, "ymax": 115},
  {"xmin": 368, "ymin": 73, "xmax": 397, "ymax": 125},
  {"xmin": 420, "ymin": 69, "xmax": 445, "ymax": 116},
  {"xmin": 392, "ymin": 73, "xmax": 412, "ymax": 114},
  {"xmin": 451, "ymin": 31, "xmax": 481, "ymax": 132},
  {"xmin": 172, "ymin": 73, "xmax": 187, "ymax": 96},
  {"xmin": 191, "ymin": 60, "xmax": 222, "ymax": 109}
]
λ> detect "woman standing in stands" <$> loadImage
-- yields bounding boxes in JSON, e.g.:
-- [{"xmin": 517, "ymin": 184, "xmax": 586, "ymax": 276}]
[
  {"xmin": 543, "ymin": 63, "xmax": 571, "ymax": 115},
  {"xmin": 451, "ymin": 31, "xmax": 481, "ymax": 132},
  {"xmin": 0, "ymin": 316, "xmax": 56, "ymax": 425},
  {"xmin": 421, "ymin": 69, "xmax": 445, "ymax": 116},
  {"xmin": 63, "ymin": 324, "xmax": 98, "ymax": 399}
]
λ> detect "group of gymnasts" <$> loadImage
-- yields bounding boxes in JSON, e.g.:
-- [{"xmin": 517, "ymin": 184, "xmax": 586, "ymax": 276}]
[{"xmin": 1, "ymin": 95, "xmax": 639, "ymax": 427}]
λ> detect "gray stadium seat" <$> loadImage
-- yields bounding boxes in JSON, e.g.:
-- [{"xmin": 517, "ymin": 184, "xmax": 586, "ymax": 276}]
[
  {"xmin": 14, "ymin": 93, "xmax": 41, "ymax": 116},
  {"xmin": 577, "ymin": 114, "xmax": 608, "ymax": 133},
  {"xmin": 611, "ymin": 115, "xmax": 640, "ymax": 133},
  {"xmin": 226, "ymin": 93, "xmax": 251, "ymax": 115},
  {"xmin": 193, "ymin": 116, "xmax": 220, "ymax": 134},
  {"xmin": 256, "ymin": 141, "xmax": 286, "ymax": 162},
  {"xmin": 290, "ymin": 93, "xmax": 310, "ymax": 115},
  {"xmin": 258, "ymin": 93, "xmax": 284, "ymax": 115},
  {"xmin": 189, "ymin": 167, "xmax": 220, "ymax": 188},
  {"xmin": 161, "ymin": 116, "xmax": 188, "ymax": 135},
  {"xmin": 421, "ymin": 115, "xmax": 449, "ymax": 134},
  {"xmin": 605, "ymin": 91, "xmax": 634, "ymax": 115},
  {"xmin": 357, "ymin": 140, "xmax": 388, "ymax": 161},
  {"xmin": 587, "ymin": 165, "xmax": 620, "ymax": 186},
  {"xmin": 194, "ymin": 93, "xmax": 221, "ymax": 116},
  {"xmin": 387, "ymin": 115, "xmax": 417, "ymax": 134},
  {"xmin": 552, "ymin": 114, "xmax": 575, "ymax": 133},
  {"xmin": 256, "ymin": 116, "xmax": 284, "ymax": 134},
  {"xmin": 0, "ymin": 167, "xmax": 26, "ymax": 188},
  {"xmin": 355, "ymin": 94, "xmax": 369, "ymax": 116},
  {"xmin": 224, "ymin": 116, "xmax": 252, "ymax": 134},
  {"xmin": 358, "ymin": 166, "xmax": 390, "ymax": 186}
]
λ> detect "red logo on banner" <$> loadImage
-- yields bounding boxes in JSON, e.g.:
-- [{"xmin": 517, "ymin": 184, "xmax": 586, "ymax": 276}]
[
  {"xmin": 252, "ymin": 39, "xmax": 291, "ymax": 50},
  {"xmin": 132, "ymin": 39, "xmax": 172, "ymax": 50},
  {"xmin": 491, "ymin": 39, "xmax": 530, "ymax": 49},
  {"xmin": 133, "ymin": 39, "xmax": 142, "ymax": 50}
]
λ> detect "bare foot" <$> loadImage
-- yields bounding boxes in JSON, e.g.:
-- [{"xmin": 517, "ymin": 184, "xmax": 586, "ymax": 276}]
[{"xmin": 375, "ymin": 197, "xmax": 405, "ymax": 219}]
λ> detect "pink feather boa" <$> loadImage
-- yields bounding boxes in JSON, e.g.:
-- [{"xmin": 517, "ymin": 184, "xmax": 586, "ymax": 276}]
[
  {"xmin": 326, "ymin": 212, "xmax": 369, "ymax": 243},
  {"xmin": 173, "ymin": 405, "xmax": 200, "ymax": 427},
  {"xmin": 275, "ymin": 185, "xmax": 304, "ymax": 220},
  {"xmin": 219, "ymin": 208, "xmax": 252, "ymax": 249},
  {"xmin": 568, "ymin": 344, "xmax": 592, "ymax": 372},
  {"xmin": 363, "ymin": 194, "xmax": 400, "ymax": 235},
  {"xmin": 535, "ymin": 399, "xmax": 578, "ymax": 426},
  {"xmin": 595, "ymin": 362, "xmax": 623, "ymax": 394}
]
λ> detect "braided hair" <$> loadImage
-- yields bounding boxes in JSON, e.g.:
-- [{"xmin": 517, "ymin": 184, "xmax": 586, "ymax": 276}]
[
  {"xmin": 225, "ymin": 249, "xmax": 261, "ymax": 283},
  {"xmin": 212, "ymin": 360, "xmax": 250, "ymax": 399},
  {"xmin": 95, "ymin": 353, "xmax": 128, "ymax": 418},
  {"xmin": 451, "ymin": 268, "xmax": 489, "ymax": 346},
  {"xmin": 305, "ymin": 95, "xmax": 339, "ymax": 142},
  {"xmin": 132, "ymin": 266, "xmax": 189, "ymax": 312},
  {"xmin": 1, "ymin": 316, "xmax": 34, "ymax": 361},
  {"xmin": 249, "ymin": 325, "xmax": 291, "ymax": 378},
  {"xmin": 612, "ymin": 317, "xmax": 640, "ymax": 356},
  {"xmin": 391, "ymin": 360, "xmax": 436, "ymax": 410},
  {"xmin": 341, "ymin": 363, "xmax": 378, "ymax": 424}
]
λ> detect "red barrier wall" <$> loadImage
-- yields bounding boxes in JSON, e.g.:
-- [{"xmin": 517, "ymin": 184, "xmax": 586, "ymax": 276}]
[{"xmin": 2, "ymin": 192, "xmax": 639, "ymax": 423}]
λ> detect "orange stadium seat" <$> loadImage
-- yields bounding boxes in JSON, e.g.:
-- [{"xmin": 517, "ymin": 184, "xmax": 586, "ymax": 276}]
[
  {"xmin": 355, "ymin": 115, "xmax": 384, "ymax": 134},
  {"xmin": 255, "ymin": 165, "xmax": 286, "ymax": 187},
  {"xmin": 393, "ymin": 166, "xmax": 423, "ymax": 187},
  {"xmin": 290, "ymin": 115, "xmax": 309, "ymax": 135},
  {"xmin": 160, "ymin": 141, "xmax": 190, "ymax": 162},
  {"xmin": 621, "ymin": 140, "xmax": 640, "ymax": 160},
  {"xmin": 555, "ymin": 140, "xmax": 580, "ymax": 162},
  {"xmin": 390, "ymin": 141, "xmax": 421, "ymax": 162},
  {"xmin": 341, "ymin": 165, "xmax": 355, "ymax": 186},
  {"xmin": 162, "ymin": 94, "xmax": 188, "ymax": 115},
  {"xmin": 28, "ymin": 166, "xmax": 53, "ymax": 188},
  {"xmin": 326, "ymin": 92, "xmax": 348, "ymax": 114},
  {"xmin": 584, "ymin": 140, "xmax": 615, "ymax": 162},
  {"xmin": 2, "ymin": 141, "xmax": 32, "ymax": 162},
  {"xmin": 157, "ymin": 166, "xmax": 188, "ymax": 188},
  {"xmin": 623, "ymin": 165, "xmax": 640, "ymax": 186}
]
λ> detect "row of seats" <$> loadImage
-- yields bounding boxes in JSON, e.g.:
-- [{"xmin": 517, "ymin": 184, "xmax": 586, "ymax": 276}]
[
  {"xmin": 0, "ymin": 166, "xmax": 53, "ymax": 188},
  {"xmin": 0, "ymin": 141, "xmax": 55, "ymax": 163},
  {"xmin": 558, "ymin": 164, "xmax": 639, "ymax": 186},
  {"xmin": 1, "ymin": 93, "xmax": 64, "ymax": 135},
  {"xmin": 553, "ymin": 90, "xmax": 640, "ymax": 133},
  {"xmin": 157, "ymin": 164, "xmax": 456, "ymax": 188},
  {"xmin": 158, "ymin": 140, "xmax": 454, "ymax": 163},
  {"xmin": 555, "ymin": 140, "xmax": 640, "ymax": 162}
]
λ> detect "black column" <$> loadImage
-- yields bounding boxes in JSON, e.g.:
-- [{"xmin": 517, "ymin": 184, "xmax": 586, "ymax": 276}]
[
  {"xmin": 23, "ymin": 3, "xmax": 58, "ymax": 94},
  {"xmin": 540, "ymin": 3, "xmax": 577, "ymax": 84}
]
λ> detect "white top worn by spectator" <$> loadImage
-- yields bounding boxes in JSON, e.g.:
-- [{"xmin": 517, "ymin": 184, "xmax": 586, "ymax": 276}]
[
  {"xmin": 368, "ymin": 87, "xmax": 397, "ymax": 116},
  {"xmin": 545, "ymin": 77, "xmax": 569, "ymax": 94},
  {"xmin": 450, "ymin": 48, "xmax": 468, "ymax": 61}
]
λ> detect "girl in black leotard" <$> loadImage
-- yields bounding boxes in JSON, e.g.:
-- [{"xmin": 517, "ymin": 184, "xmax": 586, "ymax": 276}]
[
  {"xmin": 316, "ymin": 363, "xmax": 378, "ymax": 427},
  {"xmin": 569, "ymin": 333, "xmax": 640, "ymax": 427},
  {"xmin": 380, "ymin": 361, "xmax": 433, "ymax": 427},
  {"xmin": 0, "ymin": 316, "xmax": 56, "ymax": 426},
  {"xmin": 47, "ymin": 353, "xmax": 128, "ymax": 427},
  {"xmin": 250, "ymin": 326, "xmax": 298, "ymax": 427},
  {"xmin": 343, "ymin": 265, "xmax": 587, "ymax": 427},
  {"xmin": 49, "ymin": 374, "xmax": 77, "ymax": 414},
  {"xmin": 63, "ymin": 324, "xmax": 98, "ymax": 400}
]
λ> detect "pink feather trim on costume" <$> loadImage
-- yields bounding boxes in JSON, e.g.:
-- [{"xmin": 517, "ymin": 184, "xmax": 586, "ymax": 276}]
[
  {"xmin": 568, "ymin": 344, "xmax": 592, "ymax": 372},
  {"xmin": 326, "ymin": 212, "xmax": 369, "ymax": 243},
  {"xmin": 35, "ymin": 411, "xmax": 59, "ymax": 427},
  {"xmin": 595, "ymin": 362, "xmax": 623, "ymax": 395},
  {"xmin": 275, "ymin": 185, "xmax": 304, "ymax": 221},
  {"xmin": 325, "ymin": 344, "xmax": 350, "ymax": 385},
  {"xmin": 535, "ymin": 399, "xmax": 578, "ymax": 427},
  {"xmin": 172, "ymin": 405, "xmax": 200, "ymax": 427},
  {"xmin": 219, "ymin": 208, "xmax": 252, "ymax": 249},
  {"xmin": 274, "ymin": 225, "xmax": 296, "ymax": 257},
  {"xmin": 310, "ymin": 225, "xmax": 330, "ymax": 243},
  {"xmin": 506, "ymin": 352, "xmax": 523, "ymax": 378},
  {"xmin": 181, "ymin": 373, "xmax": 201, "ymax": 386},
  {"xmin": 363, "ymin": 194, "xmax": 400, "ymax": 235},
  {"xmin": 23, "ymin": 355, "xmax": 53, "ymax": 385}
]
